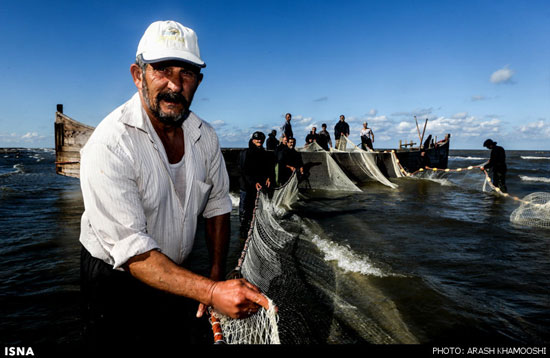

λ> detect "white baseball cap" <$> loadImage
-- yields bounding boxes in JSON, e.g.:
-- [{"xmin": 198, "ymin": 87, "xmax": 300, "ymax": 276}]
[{"xmin": 136, "ymin": 20, "xmax": 206, "ymax": 68}]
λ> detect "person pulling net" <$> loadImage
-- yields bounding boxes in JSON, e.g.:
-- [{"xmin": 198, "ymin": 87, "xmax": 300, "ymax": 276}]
[{"xmin": 406, "ymin": 163, "xmax": 550, "ymax": 230}]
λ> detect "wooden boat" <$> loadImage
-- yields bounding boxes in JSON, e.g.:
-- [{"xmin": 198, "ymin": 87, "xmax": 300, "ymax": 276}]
[
  {"xmin": 54, "ymin": 105, "xmax": 94, "ymax": 178},
  {"xmin": 393, "ymin": 133, "xmax": 451, "ymax": 174}
]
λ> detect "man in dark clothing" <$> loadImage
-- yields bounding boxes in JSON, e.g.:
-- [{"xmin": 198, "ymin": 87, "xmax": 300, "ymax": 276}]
[
  {"xmin": 281, "ymin": 113, "xmax": 293, "ymax": 140},
  {"xmin": 334, "ymin": 115, "xmax": 350, "ymax": 148},
  {"xmin": 305, "ymin": 127, "xmax": 320, "ymax": 146},
  {"xmin": 481, "ymin": 139, "xmax": 508, "ymax": 193},
  {"xmin": 420, "ymin": 150, "xmax": 431, "ymax": 169},
  {"xmin": 277, "ymin": 137, "xmax": 304, "ymax": 185},
  {"xmin": 266, "ymin": 129, "xmax": 278, "ymax": 151},
  {"xmin": 317, "ymin": 123, "xmax": 332, "ymax": 151},
  {"xmin": 239, "ymin": 131, "xmax": 275, "ymax": 237}
]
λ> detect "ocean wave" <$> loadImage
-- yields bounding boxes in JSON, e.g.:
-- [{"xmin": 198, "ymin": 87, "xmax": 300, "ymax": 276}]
[
  {"xmin": 30, "ymin": 153, "xmax": 45, "ymax": 162},
  {"xmin": 519, "ymin": 175, "xmax": 550, "ymax": 183},
  {"xmin": 0, "ymin": 164, "xmax": 25, "ymax": 177},
  {"xmin": 311, "ymin": 235, "xmax": 389, "ymax": 277},
  {"xmin": 521, "ymin": 156, "xmax": 550, "ymax": 160},
  {"xmin": 450, "ymin": 156, "xmax": 486, "ymax": 161}
]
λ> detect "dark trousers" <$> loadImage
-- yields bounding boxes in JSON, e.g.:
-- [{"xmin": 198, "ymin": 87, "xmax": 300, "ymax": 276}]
[
  {"xmin": 80, "ymin": 246, "xmax": 212, "ymax": 354},
  {"xmin": 239, "ymin": 190, "xmax": 256, "ymax": 238},
  {"xmin": 492, "ymin": 170, "xmax": 508, "ymax": 193},
  {"xmin": 361, "ymin": 137, "xmax": 373, "ymax": 151}
]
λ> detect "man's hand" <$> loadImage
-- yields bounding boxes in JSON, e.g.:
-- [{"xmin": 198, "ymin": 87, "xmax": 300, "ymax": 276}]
[
  {"xmin": 255, "ymin": 182, "xmax": 262, "ymax": 191},
  {"xmin": 265, "ymin": 178, "xmax": 271, "ymax": 188},
  {"xmin": 203, "ymin": 278, "xmax": 270, "ymax": 319}
]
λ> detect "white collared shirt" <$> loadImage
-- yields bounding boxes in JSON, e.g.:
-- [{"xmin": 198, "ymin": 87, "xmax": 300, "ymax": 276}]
[{"xmin": 79, "ymin": 93, "xmax": 232, "ymax": 269}]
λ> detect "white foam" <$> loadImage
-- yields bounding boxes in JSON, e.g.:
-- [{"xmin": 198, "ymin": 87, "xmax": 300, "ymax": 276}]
[
  {"xmin": 450, "ymin": 156, "xmax": 486, "ymax": 161},
  {"xmin": 311, "ymin": 235, "xmax": 388, "ymax": 277},
  {"xmin": 229, "ymin": 192, "xmax": 240, "ymax": 207},
  {"xmin": 519, "ymin": 175, "xmax": 550, "ymax": 183},
  {"xmin": 521, "ymin": 156, "xmax": 550, "ymax": 160}
]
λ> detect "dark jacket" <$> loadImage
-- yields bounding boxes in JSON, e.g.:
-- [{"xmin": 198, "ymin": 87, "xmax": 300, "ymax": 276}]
[
  {"xmin": 317, "ymin": 130, "xmax": 331, "ymax": 150},
  {"xmin": 239, "ymin": 140, "xmax": 275, "ymax": 191},
  {"xmin": 266, "ymin": 134, "xmax": 278, "ymax": 151},
  {"xmin": 282, "ymin": 122, "xmax": 293, "ymax": 139},
  {"xmin": 277, "ymin": 146, "xmax": 304, "ymax": 185},
  {"xmin": 305, "ymin": 133, "xmax": 320, "ymax": 145},
  {"xmin": 334, "ymin": 121, "xmax": 350, "ymax": 140},
  {"xmin": 485, "ymin": 145, "xmax": 507, "ymax": 173}
]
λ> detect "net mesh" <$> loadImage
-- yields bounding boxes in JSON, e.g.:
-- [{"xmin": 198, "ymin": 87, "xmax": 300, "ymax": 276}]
[
  {"xmin": 510, "ymin": 192, "xmax": 550, "ymax": 229},
  {"xmin": 387, "ymin": 151, "xmax": 406, "ymax": 178},
  {"xmin": 329, "ymin": 136, "xmax": 399, "ymax": 188},
  {"xmin": 298, "ymin": 142, "xmax": 362, "ymax": 192},
  {"xmin": 212, "ymin": 173, "xmax": 319, "ymax": 344}
]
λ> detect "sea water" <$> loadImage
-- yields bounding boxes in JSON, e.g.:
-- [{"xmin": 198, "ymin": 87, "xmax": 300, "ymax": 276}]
[{"xmin": 0, "ymin": 148, "xmax": 548, "ymax": 351}]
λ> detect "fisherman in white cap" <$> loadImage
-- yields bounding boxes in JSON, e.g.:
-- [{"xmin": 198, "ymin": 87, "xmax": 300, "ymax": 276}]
[{"xmin": 79, "ymin": 20, "xmax": 269, "ymax": 352}]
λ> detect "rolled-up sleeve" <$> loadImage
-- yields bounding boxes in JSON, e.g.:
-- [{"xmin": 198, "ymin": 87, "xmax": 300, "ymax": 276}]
[
  {"xmin": 80, "ymin": 142, "xmax": 160, "ymax": 269},
  {"xmin": 202, "ymin": 134, "xmax": 233, "ymax": 219}
]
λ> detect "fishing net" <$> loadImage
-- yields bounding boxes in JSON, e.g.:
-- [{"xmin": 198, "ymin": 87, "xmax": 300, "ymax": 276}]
[
  {"xmin": 387, "ymin": 151, "xmax": 406, "ymax": 178},
  {"xmin": 269, "ymin": 171, "xmax": 299, "ymax": 214},
  {"xmin": 329, "ymin": 136, "xmax": 398, "ymax": 188},
  {"xmin": 510, "ymin": 192, "xmax": 550, "ymax": 229},
  {"xmin": 481, "ymin": 169, "xmax": 550, "ymax": 229},
  {"xmin": 211, "ymin": 173, "xmax": 309, "ymax": 344},
  {"xmin": 298, "ymin": 142, "xmax": 361, "ymax": 192}
]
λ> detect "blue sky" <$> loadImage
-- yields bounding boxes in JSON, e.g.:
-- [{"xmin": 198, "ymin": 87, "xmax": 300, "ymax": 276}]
[{"xmin": 1, "ymin": 0, "xmax": 549, "ymax": 150}]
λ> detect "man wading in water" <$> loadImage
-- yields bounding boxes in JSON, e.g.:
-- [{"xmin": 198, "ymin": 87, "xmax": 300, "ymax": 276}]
[
  {"xmin": 481, "ymin": 139, "xmax": 508, "ymax": 193},
  {"xmin": 79, "ymin": 20, "xmax": 269, "ymax": 354}
]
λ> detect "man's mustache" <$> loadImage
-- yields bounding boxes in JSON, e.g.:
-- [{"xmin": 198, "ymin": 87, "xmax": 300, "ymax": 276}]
[{"xmin": 157, "ymin": 91, "xmax": 188, "ymax": 106}]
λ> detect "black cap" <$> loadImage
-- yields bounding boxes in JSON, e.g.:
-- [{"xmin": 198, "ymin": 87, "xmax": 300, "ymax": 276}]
[
  {"xmin": 483, "ymin": 139, "xmax": 496, "ymax": 148},
  {"xmin": 252, "ymin": 131, "xmax": 265, "ymax": 141}
]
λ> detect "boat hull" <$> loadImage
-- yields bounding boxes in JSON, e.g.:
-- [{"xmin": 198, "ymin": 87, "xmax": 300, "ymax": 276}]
[{"xmin": 394, "ymin": 135, "xmax": 450, "ymax": 173}]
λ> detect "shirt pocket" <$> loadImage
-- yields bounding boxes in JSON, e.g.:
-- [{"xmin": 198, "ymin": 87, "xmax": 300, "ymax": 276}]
[{"xmin": 194, "ymin": 179, "xmax": 213, "ymax": 215}]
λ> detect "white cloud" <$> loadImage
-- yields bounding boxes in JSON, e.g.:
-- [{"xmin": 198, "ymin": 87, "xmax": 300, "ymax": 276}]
[
  {"xmin": 368, "ymin": 109, "xmax": 378, "ymax": 116},
  {"xmin": 452, "ymin": 112, "xmax": 468, "ymax": 119},
  {"xmin": 22, "ymin": 132, "xmax": 39, "ymax": 139},
  {"xmin": 0, "ymin": 131, "xmax": 51, "ymax": 147},
  {"xmin": 517, "ymin": 120, "xmax": 550, "ymax": 139},
  {"xmin": 291, "ymin": 115, "xmax": 313, "ymax": 125},
  {"xmin": 490, "ymin": 66, "xmax": 514, "ymax": 84},
  {"xmin": 396, "ymin": 121, "xmax": 415, "ymax": 133},
  {"xmin": 210, "ymin": 120, "xmax": 226, "ymax": 129}
]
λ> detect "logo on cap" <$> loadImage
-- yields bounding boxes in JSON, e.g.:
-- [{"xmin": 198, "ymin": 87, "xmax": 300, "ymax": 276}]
[{"xmin": 160, "ymin": 27, "xmax": 184, "ymax": 43}]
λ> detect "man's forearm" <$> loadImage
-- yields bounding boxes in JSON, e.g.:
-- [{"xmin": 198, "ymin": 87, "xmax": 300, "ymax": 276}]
[
  {"xmin": 123, "ymin": 247, "xmax": 270, "ymax": 319},
  {"xmin": 124, "ymin": 249, "xmax": 216, "ymax": 305},
  {"xmin": 205, "ymin": 213, "xmax": 230, "ymax": 281}
]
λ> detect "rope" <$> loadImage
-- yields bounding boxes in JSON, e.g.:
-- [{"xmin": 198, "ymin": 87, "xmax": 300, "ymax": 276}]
[{"xmin": 393, "ymin": 157, "xmax": 539, "ymax": 207}]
